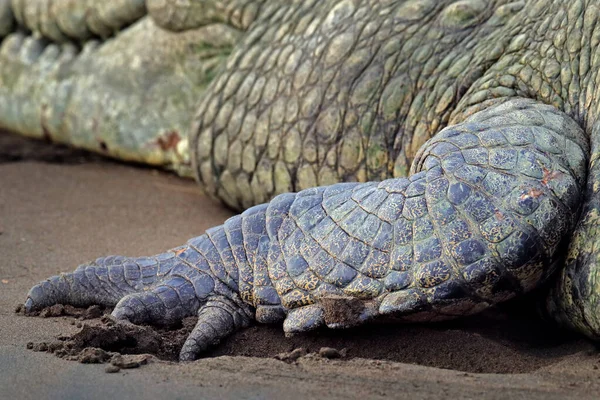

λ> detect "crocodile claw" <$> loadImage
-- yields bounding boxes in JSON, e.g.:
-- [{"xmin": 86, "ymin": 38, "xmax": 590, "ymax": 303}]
[{"xmin": 24, "ymin": 249, "xmax": 252, "ymax": 361}]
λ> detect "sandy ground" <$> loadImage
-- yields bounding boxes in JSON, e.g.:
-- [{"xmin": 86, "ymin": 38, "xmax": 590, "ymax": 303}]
[{"xmin": 2, "ymin": 131, "xmax": 600, "ymax": 399}]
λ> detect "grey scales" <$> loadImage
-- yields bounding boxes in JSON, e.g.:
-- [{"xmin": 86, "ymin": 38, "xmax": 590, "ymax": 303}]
[{"xmin": 2, "ymin": 0, "xmax": 600, "ymax": 361}]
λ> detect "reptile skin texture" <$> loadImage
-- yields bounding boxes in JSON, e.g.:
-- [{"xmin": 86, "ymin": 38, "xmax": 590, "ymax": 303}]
[{"xmin": 2, "ymin": 0, "xmax": 600, "ymax": 360}]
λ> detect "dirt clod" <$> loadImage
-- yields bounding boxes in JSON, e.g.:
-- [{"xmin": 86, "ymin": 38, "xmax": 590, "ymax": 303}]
[
  {"xmin": 40, "ymin": 304, "xmax": 65, "ymax": 318},
  {"xmin": 78, "ymin": 348, "xmax": 111, "ymax": 364},
  {"xmin": 320, "ymin": 295, "xmax": 368, "ymax": 327},
  {"xmin": 104, "ymin": 365, "xmax": 121, "ymax": 374},
  {"xmin": 32, "ymin": 343, "xmax": 48, "ymax": 352},
  {"xmin": 111, "ymin": 354, "xmax": 151, "ymax": 369},
  {"xmin": 83, "ymin": 305, "xmax": 104, "ymax": 319},
  {"xmin": 47, "ymin": 341, "xmax": 64, "ymax": 353},
  {"xmin": 26, "ymin": 307, "xmax": 197, "ymax": 366},
  {"xmin": 319, "ymin": 347, "xmax": 343, "ymax": 359},
  {"xmin": 275, "ymin": 348, "xmax": 307, "ymax": 363}
]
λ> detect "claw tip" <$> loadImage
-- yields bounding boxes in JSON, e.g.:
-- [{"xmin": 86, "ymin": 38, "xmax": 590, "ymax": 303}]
[
  {"xmin": 23, "ymin": 298, "xmax": 34, "ymax": 313},
  {"xmin": 179, "ymin": 352, "xmax": 195, "ymax": 362}
]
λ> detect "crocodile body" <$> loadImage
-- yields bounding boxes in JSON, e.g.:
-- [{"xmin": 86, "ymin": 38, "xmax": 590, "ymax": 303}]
[{"xmin": 4, "ymin": 0, "xmax": 600, "ymax": 360}]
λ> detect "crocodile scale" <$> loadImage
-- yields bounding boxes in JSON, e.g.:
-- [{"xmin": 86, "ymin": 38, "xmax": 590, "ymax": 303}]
[{"xmin": 1, "ymin": 0, "xmax": 600, "ymax": 360}]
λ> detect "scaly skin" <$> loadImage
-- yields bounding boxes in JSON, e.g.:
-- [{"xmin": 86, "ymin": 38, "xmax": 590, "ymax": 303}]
[
  {"xmin": 5, "ymin": 0, "xmax": 600, "ymax": 360},
  {"xmin": 0, "ymin": 0, "xmax": 241, "ymax": 176}
]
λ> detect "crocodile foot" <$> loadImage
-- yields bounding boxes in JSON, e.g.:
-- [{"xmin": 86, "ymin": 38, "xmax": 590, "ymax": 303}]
[
  {"xmin": 24, "ymin": 250, "xmax": 252, "ymax": 361},
  {"xmin": 24, "ymin": 99, "xmax": 592, "ymax": 360}
]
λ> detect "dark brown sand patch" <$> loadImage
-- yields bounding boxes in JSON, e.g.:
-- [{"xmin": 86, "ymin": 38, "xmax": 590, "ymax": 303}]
[{"xmin": 21, "ymin": 303, "xmax": 589, "ymax": 374}]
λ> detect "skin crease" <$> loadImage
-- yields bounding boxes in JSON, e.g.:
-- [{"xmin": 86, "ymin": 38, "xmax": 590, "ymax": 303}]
[{"xmin": 2, "ymin": 0, "xmax": 600, "ymax": 360}]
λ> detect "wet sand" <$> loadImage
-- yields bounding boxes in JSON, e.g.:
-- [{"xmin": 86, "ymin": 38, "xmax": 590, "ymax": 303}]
[{"xmin": 2, "ymin": 131, "xmax": 600, "ymax": 399}]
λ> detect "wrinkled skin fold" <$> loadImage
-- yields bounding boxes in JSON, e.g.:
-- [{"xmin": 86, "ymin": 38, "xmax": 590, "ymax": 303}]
[{"xmin": 4, "ymin": 0, "xmax": 600, "ymax": 360}]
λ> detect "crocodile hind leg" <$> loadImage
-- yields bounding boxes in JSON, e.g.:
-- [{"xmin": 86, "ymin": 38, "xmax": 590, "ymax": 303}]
[
  {"xmin": 276, "ymin": 98, "xmax": 588, "ymax": 332},
  {"xmin": 545, "ymin": 128, "xmax": 600, "ymax": 338},
  {"xmin": 24, "ymin": 99, "xmax": 589, "ymax": 360}
]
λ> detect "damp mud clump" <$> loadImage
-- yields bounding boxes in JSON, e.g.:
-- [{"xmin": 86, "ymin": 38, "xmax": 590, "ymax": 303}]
[
  {"xmin": 18, "ymin": 304, "xmax": 198, "ymax": 368},
  {"xmin": 16, "ymin": 302, "xmax": 591, "ymax": 375}
]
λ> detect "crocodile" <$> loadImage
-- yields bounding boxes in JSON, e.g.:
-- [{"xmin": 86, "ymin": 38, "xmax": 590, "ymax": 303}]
[{"xmin": 5, "ymin": 0, "xmax": 600, "ymax": 361}]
